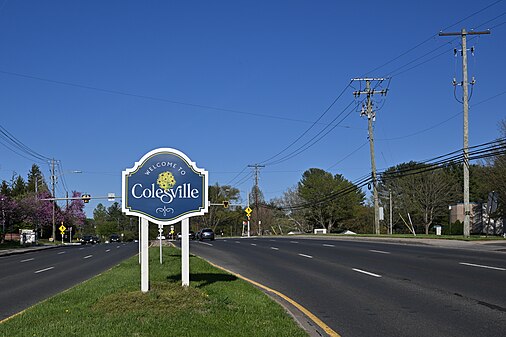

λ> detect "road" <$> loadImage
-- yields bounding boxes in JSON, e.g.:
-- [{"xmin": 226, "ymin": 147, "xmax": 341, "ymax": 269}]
[
  {"xmin": 183, "ymin": 237, "xmax": 506, "ymax": 337},
  {"xmin": 0, "ymin": 242, "xmax": 138, "ymax": 321}
]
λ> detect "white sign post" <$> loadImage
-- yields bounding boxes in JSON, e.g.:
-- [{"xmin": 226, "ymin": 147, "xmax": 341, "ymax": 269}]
[
  {"xmin": 158, "ymin": 225, "xmax": 163, "ymax": 264},
  {"xmin": 182, "ymin": 218, "xmax": 190, "ymax": 286},
  {"xmin": 141, "ymin": 218, "xmax": 149, "ymax": 292}
]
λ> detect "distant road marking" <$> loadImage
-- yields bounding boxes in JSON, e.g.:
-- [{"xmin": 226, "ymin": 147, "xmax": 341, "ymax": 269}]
[
  {"xmin": 369, "ymin": 249, "xmax": 390, "ymax": 254},
  {"xmin": 84, "ymin": 255, "xmax": 93, "ymax": 259},
  {"xmin": 34, "ymin": 267, "xmax": 54, "ymax": 274},
  {"xmin": 79, "ymin": 248, "xmax": 84, "ymax": 250},
  {"xmin": 204, "ymin": 260, "xmax": 341, "ymax": 337},
  {"xmin": 352, "ymin": 268, "xmax": 382, "ymax": 278},
  {"xmin": 290, "ymin": 241, "xmax": 299, "ymax": 244},
  {"xmin": 323, "ymin": 244, "xmax": 335, "ymax": 247},
  {"xmin": 105, "ymin": 249, "xmax": 111, "ymax": 252},
  {"xmin": 116, "ymin": 246, "xmax": 120, "ymax": 249},
  {"xmin": 251, "ymin": 243, "xmax": 257, "ymax": 246},
  {"xmin": 234, "ymin": 241, "xmax": 241, "ymax": 244},
  {"xmin": 199, "ymin": 242, "xmax": 213, "ymax": 246},
  {"xmin": 270, "ymin": 247, "xmax": 279, "ymax": 250},
  {"xmin": 269, "ymin": 239, "xmax": 276, "ymax": 242},
  {"xmin": 459, "ymin": 262, "xmax": 506, "ymax": 271},
  {"xmin": 20, "ymin": 258, "xmax": 34, "ymax": 263},
  {"xmin": 57, "ymin": 251, "xmax": 66, "ymax": 255},
  {"xmin": 298, "ymin": 253, "xmax": 313, "ymax": 259}
]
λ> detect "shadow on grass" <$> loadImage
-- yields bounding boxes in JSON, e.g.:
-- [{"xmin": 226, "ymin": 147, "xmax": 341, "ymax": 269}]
[{"xmin": 167, "ymin": 272, "xmax": 238, "ymax": 288}]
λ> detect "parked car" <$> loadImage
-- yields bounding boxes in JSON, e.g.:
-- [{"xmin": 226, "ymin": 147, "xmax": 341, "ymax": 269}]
[
  {"xmin": 81, "ymin": 235, "xmax": 99, "ymax": 244},
  {"xmin": 156, "ymin": 235, "xmax": 166, "ymax": 240},
  {"xmin": 189, "ymin": 231, "xmax": 196, "ymax": 240},
  {"xmin": 109, "ymin": 234, "xmax": 121, "ymax": 243},
  {"xmin": 198, "ymin": 228, "xmax": 215, "ymax": 241}
]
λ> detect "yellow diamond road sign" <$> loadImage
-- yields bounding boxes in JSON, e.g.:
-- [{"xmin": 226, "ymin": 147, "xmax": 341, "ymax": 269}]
[
  {"xmin": 59, "ymin": 224, "xmax": 66, "ymax": 232},
  {"xmin": 245, "ymin": 207, "xmax": 252, "ymax": 215}
]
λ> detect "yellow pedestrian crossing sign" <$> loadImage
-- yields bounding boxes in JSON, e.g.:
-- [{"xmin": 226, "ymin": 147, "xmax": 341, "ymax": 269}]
[{"xmin": 245, "ymin": 207, "xmax": 252, "ymax": 215}]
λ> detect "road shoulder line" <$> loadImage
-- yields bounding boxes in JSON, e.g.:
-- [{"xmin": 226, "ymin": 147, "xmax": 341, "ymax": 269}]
[{"xmin": 204, "ymin": 259, "xmax": 341, "ymax": 337}]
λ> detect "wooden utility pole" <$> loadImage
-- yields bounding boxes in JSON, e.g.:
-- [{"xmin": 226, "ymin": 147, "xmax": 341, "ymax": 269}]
[
  {"xmin": 51, "ymin": 159, "xmax": 56, "ymax": 242},
  {"xmin": 352, "ymin": 78, "xmax": 388, "ymax": 235},
  {"xmin": 439, "ymin": 28, "xmax": 490, "ymax": 238},
  {"xmin": 248, "ymin": 164, "xmax": 264, "ymax": 235}
]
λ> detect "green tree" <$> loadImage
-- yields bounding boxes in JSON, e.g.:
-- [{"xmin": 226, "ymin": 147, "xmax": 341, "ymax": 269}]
[
  {"xmin": 27, "ymin": 164, "xmax": 48, "ymax": 193},
  {"xmin": 298, "ymin": 168, "xmax": 365, "ymax": 233}
]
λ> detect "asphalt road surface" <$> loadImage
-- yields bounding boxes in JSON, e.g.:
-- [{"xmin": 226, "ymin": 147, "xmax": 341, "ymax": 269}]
[
  {"xmin": 183, "ymin": 237, "xmax": 506, "ymax": 337},
  {"xmin": 0, "ymin": 242, "xmax": 138, "ymax": 321}
]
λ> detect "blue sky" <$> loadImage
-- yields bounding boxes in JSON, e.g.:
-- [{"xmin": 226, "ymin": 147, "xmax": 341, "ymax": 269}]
[{"xmin": 0, "ymin": 0, "xmax": 505, "ymax": 217}]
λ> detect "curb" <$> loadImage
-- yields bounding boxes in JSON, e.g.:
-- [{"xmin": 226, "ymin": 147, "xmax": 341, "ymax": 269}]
[{"xmin": 0, "ymin": 245, "xmax": 59, "ymax": 257}]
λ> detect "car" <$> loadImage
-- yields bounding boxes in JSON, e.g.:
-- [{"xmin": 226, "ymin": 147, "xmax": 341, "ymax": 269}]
[
  {"xmin": 189, "ymin": 231, "xmax": 196, "ymax": 240},
  {"xmin": 81, "ymin": 235, "xmax": 99, "ymax": 244},
  {"xmin": 198, "ymin": 228, "xmax": 215, "ymax": 241},
  {"xmin": 176, "ymin": 232, "xmax": 182, "ymax": 240},
  {"xmin": 156, "ymin": 235, "xmax": 166, "ymax": 240},
  {"xmin": 109, "ymin": 234, "xmax": 121, "ymax": 242}
]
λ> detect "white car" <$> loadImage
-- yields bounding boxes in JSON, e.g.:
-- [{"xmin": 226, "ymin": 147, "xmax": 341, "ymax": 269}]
[{"xmin": 156, "ymin": 235, "xmax": 166, "ymax": 240}]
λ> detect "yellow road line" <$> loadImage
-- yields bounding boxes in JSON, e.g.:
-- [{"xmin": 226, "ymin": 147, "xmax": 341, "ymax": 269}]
[{"xmin": 205, "ymin": 259, "xmax": 341, "ymax": 337}]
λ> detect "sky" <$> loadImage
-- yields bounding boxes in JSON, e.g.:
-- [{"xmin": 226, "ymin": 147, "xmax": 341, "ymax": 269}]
[{"xmin": 0, "ymin": 0, "xmax": 505, "ymax": 217}]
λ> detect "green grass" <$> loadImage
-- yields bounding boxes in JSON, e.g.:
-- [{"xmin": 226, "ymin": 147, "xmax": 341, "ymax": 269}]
[
  {"xmin": 0, "ymin": 247, "xmax": 308, "ymax": 337},
  {"xmin": 0, "ymin": 241, "xmax": 21, "ymax": 250}
]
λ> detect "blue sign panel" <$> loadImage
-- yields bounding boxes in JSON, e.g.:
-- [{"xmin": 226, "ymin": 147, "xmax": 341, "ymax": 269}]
[{"xmin": 122, "ymin": 148, "xmax": 208, "ymax": 225}]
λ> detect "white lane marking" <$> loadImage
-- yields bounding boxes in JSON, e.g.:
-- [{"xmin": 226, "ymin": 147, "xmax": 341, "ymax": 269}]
[
  {"xmin": 79, "ymin": 248, "xmax": 84, "ymax": 250},
  {"xmin": 290, "ymin": 241, "xmax": 299, "ymax": 244},
  {"xmin": 116, "ymin": 246, "xmax": 120, "ymax": 249},
  {"xmin": 222, "ymin": 240, "xmax": 227, "ymax": 242},
  {"xmin": 298, "ymin": 253, "xmax": 313, "ymax": 259},
  {"xmin": 459, "ymin": 262, "xmax": 506, "ymax": 271},
  {"xmin": 323, "ymin": 244, "xmax": 335, "ymax": 247},
  {"xmin": 234, "ymin": 241, "xmax": 241, "ymax": 244},
  {"xmin": 352, "ymin": 268, "xmax": 382, "ymax": 278},
  {"xmin": 84, "ymin": 255, "xmax": 93, "ymax": 259},
  {"xmin": 251, "ymin": 243, "xmax": 257, "ymax": 246},
  {"xmin": 35, "ymin": 266, "xmax": 54, "ymax": 274},
  {"xmin": 105, "ymin": 249, "xmax": 111, "ymax": 252},
  {"xmin": 20, "ymin": 258, "xmax": 34, "ymax": 263},
  {"xmin": 369, "ymin": 249, "xmax": 390, "ymax": 254},
  {"xmin": 199, "ymin": 242, "xmax": 213, "ymax": 246},
  {"xmin": 269, "ymin": 240, "xmax": 276, "ymax": 242},
  {"xmin": 270, "ymin": 247, "xmax": 279, "ymax": 250},
  {"xmin": 57, "ymin": 251, "xmax": 66, "ymax": 255}
]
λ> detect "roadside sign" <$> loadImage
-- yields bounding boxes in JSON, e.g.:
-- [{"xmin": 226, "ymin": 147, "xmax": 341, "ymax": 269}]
[
  {"xmin": 122, "ymin": 148, "xmax": 209, "ymax": 225},
  {"xmin": 122, "ymin": 148, "xmax": 209, "ymax": 292},
  {"xmin": 108, "ymin": 193, "xmax": 115, "ymax": 201},
  {"xmin": 59, "ymin": 224, "xmax": 66, "ymax": 232},
  {"xmin": 245, "ymin": 207, "xmax": 252, "ymax": 215}
]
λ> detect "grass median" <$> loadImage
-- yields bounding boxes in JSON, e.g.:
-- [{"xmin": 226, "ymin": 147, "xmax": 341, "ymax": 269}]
[{"xmin": 1, "ymin": 246, "xmax": 308, "ymax": 337}]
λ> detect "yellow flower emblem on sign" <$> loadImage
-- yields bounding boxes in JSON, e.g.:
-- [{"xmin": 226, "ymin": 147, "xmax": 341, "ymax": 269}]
[{"xmin": 157, "ymin": 171, "xmax": 176, "ymax": 191}]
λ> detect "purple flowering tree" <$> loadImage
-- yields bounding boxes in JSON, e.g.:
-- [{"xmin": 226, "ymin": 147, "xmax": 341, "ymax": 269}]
[{"xmin": 62, "ymin": 191, "xmax": 86, "ymax": 235}]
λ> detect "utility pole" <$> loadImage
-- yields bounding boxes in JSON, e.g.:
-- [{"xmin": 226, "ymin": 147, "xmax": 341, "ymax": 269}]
[
  {"xmin": 51, "ymin": 159, "xmax": 56, "ymax": 242},
  {"xmin": 248, "ymin": 164, "xmax": 265, "ymax": 235},
  {"xmin": 352, "ymin": 78, "xmax": 388, "ymax": 235},
  {"xmin": 439, "ymin": 28, "xmax": 490, "ymax": 238}
]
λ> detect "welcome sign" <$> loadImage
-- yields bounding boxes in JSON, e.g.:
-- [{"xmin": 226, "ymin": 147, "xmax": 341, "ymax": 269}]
[{"xmin": 122, "ymin": 148, "xmax": 208, "ymax": 225}]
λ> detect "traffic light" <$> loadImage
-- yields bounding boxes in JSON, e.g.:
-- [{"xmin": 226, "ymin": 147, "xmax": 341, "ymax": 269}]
[
  {"xmin": 82, "ymin": 194, "xmax": 91, "ymax": 203},
  {"xmin": 223, "ymin": 201, "xmax": 229, "ymax": 208}
]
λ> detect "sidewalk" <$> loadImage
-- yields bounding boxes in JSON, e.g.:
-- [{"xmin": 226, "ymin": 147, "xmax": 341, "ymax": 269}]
[{"xmin": 0, "ymin": 244, "xmax": 59, "ymax": 257}]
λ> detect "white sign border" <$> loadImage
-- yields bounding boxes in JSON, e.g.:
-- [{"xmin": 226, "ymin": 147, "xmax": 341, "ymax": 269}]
[{"xmin": 121, "ymin": 147, "xmax": 209, "ymax": 226}]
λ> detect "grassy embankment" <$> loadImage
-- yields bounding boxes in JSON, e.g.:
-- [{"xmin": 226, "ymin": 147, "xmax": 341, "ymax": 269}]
[{"xmin": 1, "ymin": 246, "xmax": 307, "ymax": 337}]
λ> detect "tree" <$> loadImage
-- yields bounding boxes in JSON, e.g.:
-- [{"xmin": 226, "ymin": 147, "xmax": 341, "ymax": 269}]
[
  {"xmin": 298, "ymin": 168, "xmax": 365, "ymax": 233},
  {"xmin": 11, "ymin": 174, "xmax": 26, "ymax": 198},
  {"xmin": 197, "ymin": 184, "xmax": 242, "ymax": 233},
  {"xmin": 27, "ymin": 164, "xmax": 48, "ymax": 193},
  {"xmin": 379, "ymin": 162, "xmax": 459, "ymax": 234},
  {"xmin": 62, "ymin": 191, "xmax": 86, "ymax": 234}
]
